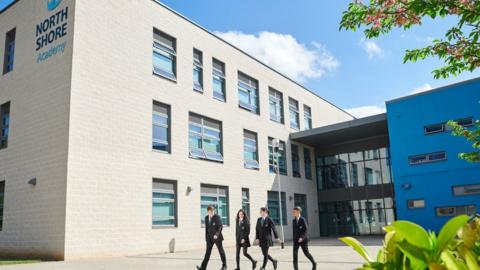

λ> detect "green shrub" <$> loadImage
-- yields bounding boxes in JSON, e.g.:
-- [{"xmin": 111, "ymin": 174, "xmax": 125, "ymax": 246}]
[{"xmin": 340, "ymin": 215, "xmax": 480, "ymax": 270}]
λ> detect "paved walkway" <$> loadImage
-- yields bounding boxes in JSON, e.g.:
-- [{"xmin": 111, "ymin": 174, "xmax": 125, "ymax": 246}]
[{"xmin": 1, "ymin": 237, "xmax": 382, "ymax": 270}]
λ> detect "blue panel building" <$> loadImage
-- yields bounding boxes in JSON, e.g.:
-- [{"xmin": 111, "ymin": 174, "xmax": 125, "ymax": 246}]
[{"xmin": 386, "ymin": 78, "xmax": 480, "ymax": 231}]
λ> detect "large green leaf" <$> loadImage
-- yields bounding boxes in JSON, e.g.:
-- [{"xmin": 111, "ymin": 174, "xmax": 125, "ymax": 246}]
[
  {"xmin": 440, "ymin": 250, "xmax": 469, "ymax": 270},
  {"xmin": 339, "ymin": 237, "xmax": 374, "ymax": 263},
  {"xmin": 392, "ymin": 220, "xmax": 432, "ymax": 251},
  {"xmin": 436, "ymin": 215, "xmax": 470, "ymax": 259},
  {"xmin": 397, "ymin": 240, "xmax": 429, "ymax": 270}
]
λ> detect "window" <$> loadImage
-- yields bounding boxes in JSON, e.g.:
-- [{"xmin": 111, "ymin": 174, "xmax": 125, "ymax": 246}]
[
  {"xmin": 0, "ymin": 181, "xmax": 3, "ymax": 231},
  {"xmin": 153, "ymin": 28, "xmax": 176, "ymax": 81},
  {"xmin": 152, "ymin": 179, "xmax": 177, "ymax": 227},
  {"xmin": 409, "ymin": 151, "xmax": 447, "ymax": 165},
  {"xmin": 212, "ymin": 59, "xmax": 226, "ymax": 101},
  {"xmin": 453, "ymin": 183, "xmax": 480, "ymax": 196},
  {"xmin": 425, "ymin": 117, "xmax": 474, "ymax": 135},
  {"xmin": 0, "ymin": 102, "xmax": 10, "ymax": 150},
  {"xmin": 189, "ymin": 113, "xmax": 223, "ymax": 162},
  {"xmin": 304, "ymin": 105, "xmax": 312, "ymax": 130},
  {"xmin": 242, "ymin": 188, "xmax": 250, "ymax": 219},
  {"xmin": 268, "ymin": 137, "xmax": 287, "ymax": 175},
  {"xmin": 152, "ymin": 101, "xmax": 170, "ymax": 152},
  {"xmin": 424, "ymin": 123, "xmax": 444, "ymax": 135},
  {"xmin": 244, "ymin": 130, "xmax": 259, "ymax": 169},
  {"xmin": 3, "ymin": 28, "xmax": 15, "ymax": 74},
  {"xmin": 294, "ymin": 193, "xmax": 308, "ymax": 220},
  {"xmin": 269, "ymin": 88, "xmax": 284, "ymax": 123},
  {"xmin": 0, "ymin": 102, "xmax": 10, "ymax": 149},
  {"xmin": 289, "ymin": 98, "xmax": 300, "ymax": 130},
  {"xmin": 436, "ymin": 205, "xmax": 476, "ymax": 217},
  {"xmin": 304, "ymin": 148, "xmax": 312, "ymax": 180},
  {"xmin": 267, "ymin": 191, "xmax": 287, "ymax": 225},
  {"xmin": 407, "ymin": 199, "xmax": 425, "ymax": 209},
  {"xmin": 193, "ymin": 49, "xmax": 203, "ymax": 92},
  {"xmin": 238, "ymin": 72, "xmax": 259, "ymax": 114},
  {"xmin": 291, "ymin": 144, "xmax": 301, "ymax": 178},
  {"xmin": 201, "ymin": 185, "xmax": 229, "ymax": 226}
]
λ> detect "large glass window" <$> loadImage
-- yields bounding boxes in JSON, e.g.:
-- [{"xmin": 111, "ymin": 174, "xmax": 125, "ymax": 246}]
[
  {"xmin": 269, "ymin": 88, "xmax": 284, "ymax": 123},
  {"xmin": 291, "ymin": 144, "xmax": 301, "ymax": 178},
  {"xmin": 193, "ymin": 49, "xmax": 203, "ymax": 92},
  {"xmin": 436, "ymin": 205, "xmax": 476, "ymax": 217},
  {"xmin": 304, "ymin": 148, "xmax": 312, "ymax": 180},
  {"xmin": 152, "ymin": 101, "xmax": 170, "ymax": 152},
  {"xmin": 152, "ymin": 179, "xmax": 177, "ymax": 227},
  {"xmin": 242, "ymin": 188, "xmax": 250, "ymax": 219},
  {"xmin": 319, "ymin": 198, "xmax": 395, "ymax": 236},
  {"xmin": 153, "ymin": 28, "xmax": 176, "ymax": 80},
  {"xmin": 267, "ymin": 191, "xmax": 287, "ymax": 225},
  {"xmin": 3, "ymin": 28, "xmax": 15, "ymax": 74},
  {"xmin": 201, "ymin": 185, "xmax": 229, "ymax": 226},
  {"xmin": 268, "ymin": 137, "xmax": 287, "ymax": 175},
  {"xmin": 289, "ymin": 98, "xmax": 300, "ymax": 130},
  {"xmin": 304, "ymin": 105, "xmax": 312, "ymax": 130},
  {"xmin": 244, "ymin": 130, "xmax": 259, "ymax": 169},
  {"xmin": 189, "ymin": 113, "xmax": 223, "ymax": 162},
  {"xmin": 238, "ymin": 72, "xmax": 259, "ymax": 114},
  {"xmin": 317, "ymin": 148, "xmax": 392, "ymax": 190},
  {"xmin": 213, "ymin": 59, "xmax": 226, "ymax": 101},
  {"xmin": 294, "ymin": 193, "xmax": 308, "ymax": 220},
  {"xmin": 0, "ymin": 102, "xmax": 10, "ymax": 150},
  {"xmin": 0, "ymin": 181, "xmax": 4, "ymax": 231}
]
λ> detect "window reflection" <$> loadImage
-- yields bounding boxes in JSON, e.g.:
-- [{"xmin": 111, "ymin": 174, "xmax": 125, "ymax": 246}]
[{"xmin": 317, "ymin": 148, "xmax": 392, "ymax": 190}]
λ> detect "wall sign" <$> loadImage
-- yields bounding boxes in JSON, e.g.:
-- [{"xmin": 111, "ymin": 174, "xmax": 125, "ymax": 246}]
[{"xmin": 35, "ymin": 0, "xmax": 68, "ymax": 63}]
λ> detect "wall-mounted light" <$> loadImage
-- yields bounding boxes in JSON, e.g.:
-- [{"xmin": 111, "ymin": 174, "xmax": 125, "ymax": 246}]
[
  {"xmin": 28, "ymin": 177, "xmax": 37, "ymax": 186},
  {"xmin": 186, "ymin": 186, "xmax": 192, "ymax": 195},
  {"xmin": 401, "ymin": 183, "xmax": 411, "ymax": 190},
  {"xmin": 288, "ymin": 195, "xmax": 293, "ymax": 201}
]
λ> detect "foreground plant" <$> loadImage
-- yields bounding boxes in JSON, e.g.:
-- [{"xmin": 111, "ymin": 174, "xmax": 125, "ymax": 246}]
[{"xmin": 340, "ymin": 215, "xmax": 480, "ymax": 270}]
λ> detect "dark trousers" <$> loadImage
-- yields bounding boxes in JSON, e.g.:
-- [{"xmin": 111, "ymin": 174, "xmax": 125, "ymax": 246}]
[
  {"xmin": 260, "ymin": 245, "xmax": 275, "ymax": 268},
  {"xmin": 293, "ymin": 242, "xmax": 316, "ymax": 269},
  {"xmin": 201, "ymin": 240, "xmax": 227, "ymax": 269},
  {"xmin": 236, "ymin": 244, "xmax": 255, "ymax": 268}
]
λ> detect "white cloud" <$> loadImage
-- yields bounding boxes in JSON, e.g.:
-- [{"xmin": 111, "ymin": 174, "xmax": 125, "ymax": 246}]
[
  {"xmin": 410, "ymin": 83, "xmax": 433, "ymax": 94},
  {"xmin": 345, "ymin": 105, "xmax": 386, "ymax": 118},
  {"xmin": 214, "ymin": 31, "xmax": 339, "ymax": 82},
  {"xmin": 359, "ymin": 38, "xmax": 384, "ymax": 59}
]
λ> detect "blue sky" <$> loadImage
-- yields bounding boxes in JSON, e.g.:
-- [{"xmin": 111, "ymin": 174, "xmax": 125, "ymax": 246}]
[{"xmin": 2, "ymin": 0, "xmax": 479, "ymax": 117}]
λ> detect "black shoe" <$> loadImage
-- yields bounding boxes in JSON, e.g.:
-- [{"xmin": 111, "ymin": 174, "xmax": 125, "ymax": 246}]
[
  {"xmin": 252, "ymin": 260, "xmax": 257, "ymax": 269},
  {"xmin": 196, "ymin": 267, "xmax": 204, "ymax": 270},
  {"xmin": 312, "ymin": 262, "xmax": 317, "ymax": 270},
  {"xmin": 273, "ymin": 259, "xmax": 278, "ymax": 270},
  {"xmin": 234, "ymin": 268, "xmax": 239, "ymax": 270},
  {"xmin": 221, "ymin": 266, "xmax": 227, "ymax": 270}
]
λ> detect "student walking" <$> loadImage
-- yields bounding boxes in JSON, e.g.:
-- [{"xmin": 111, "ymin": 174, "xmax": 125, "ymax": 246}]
[
  {"xmin": 234, "ymin": 209, "xmax": 257, "ymax": 270},
  {"xmin": 292, "ymin": 206, "xmax": 316, "ymax": 270},
  {"xmin": 197, "ymin": 206, "xmax": 227, "ymax": 270},
  {"xmin": 255, "ymin": 207, "xmax": 279, "ymax": 270}
]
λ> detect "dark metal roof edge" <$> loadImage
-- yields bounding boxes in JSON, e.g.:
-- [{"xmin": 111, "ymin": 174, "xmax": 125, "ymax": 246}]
[
  {"xmin": 151, "ymin": 0, "xmax": 355, "ymax": 120},
  {"xmin": 0, "ymin": 0, "xmax": 19, "ymax": 15},
  {"xmin": 386, "ymin": 76, "xmax": 480, "ymax": 104},
  {"xmin": 291, "ymin": 113, "xmax": 387, "ymax": 139}
]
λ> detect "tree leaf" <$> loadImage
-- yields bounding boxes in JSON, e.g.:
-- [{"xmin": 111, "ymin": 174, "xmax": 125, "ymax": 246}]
[
  {"xmin": 435, "ymin": 215, "xmax": 470, "ymax": 259},
  {"xmin": 339, "ymin": 237, "xmax": 374, "ymax": 263},
  {"xmin": 392, "ymin": 220, "xmax": 433, "ymax": 251}
]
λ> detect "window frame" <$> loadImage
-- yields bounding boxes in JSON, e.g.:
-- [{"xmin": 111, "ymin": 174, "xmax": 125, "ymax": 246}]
[
  {"xmin": 269, "ymin": 88, "xmax": 284, "ymax": 124},
  {"xmin": 243, "ymin": 129, "xmax": 259, "ymax": 170},
  {"xmin": 237, "ymin": 72, "xmax": 259, "ymax": 114},
  {"xmin": 435, "ymin": 205, "xmax": 477, "ymax": 217},
  {"xmin": 291, "ymin": 144, "xmax": 301, "ymax": 178},
  {"xmin": 0, "ymin": 102, "xmax": 10, "ymax": 150},
  {"xmin": 152, "ymin": 28, "xmax": 177, "ymax": 81},
  {"xmin": 268, "ymin": 137, "xmax": 287, "ymax": 175},
  {"xmin": 304, "ymin": 147, "xmax": 312, "ymax": 180},
  {"xmin": 193, "ymin": 48, "xmax": 204, "ymax": 92},
  {"xmin": 152, "ymin": 179, "xmax": 178, "ymax": 228},
  {"xmin": 242, "ymin": 188, "xmax": 250, "ymax": 219},
  {"xmin": 3, "ymin": 28, "xmax": 15, "ymax": 75},
  {"xmin": 408, "ymin": 151, "xmax": 447, "ymax": 165},
  {"xmin": 303, "ymin": 105, "xmax": 312, "ymax": 130},
  {"xmin": 200, "ymin": 184, "xmax": 230, "ymax": 226},
  {"xmin": 188, "ymin": 113, "xmax": 224, "ymax": 163},
  {"xmin": 152, "ymin": 101, "xmax": 171, "ymax": 153},
  {"xmin": 407, "ymin": 199, "xmax": 426, "ymax": 209},
  {"xmin": 452, "ymin": 183, "xmax": 480, "ymax": 196},
  {"xmin": 267, "ymin": 191, "xmax": 287, "ymax": 225},
  {"xmin": 289, "ymin": 98, "xmax": 300, "ymax": 130},
  {"xmin": 212, "ymin": 58, "xmax": 226, "ymax": 102}
]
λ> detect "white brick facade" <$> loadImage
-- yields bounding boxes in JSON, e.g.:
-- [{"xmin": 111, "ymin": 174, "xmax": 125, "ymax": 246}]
[{"xmin": 0, "ymin": 0, "xmax": 353, "ymax": 260}]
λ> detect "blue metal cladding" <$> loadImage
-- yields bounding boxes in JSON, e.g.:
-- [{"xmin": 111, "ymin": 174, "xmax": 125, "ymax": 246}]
[{"xmin": 386, "ymin": 78, "xmax": 480, "ymax": 232}]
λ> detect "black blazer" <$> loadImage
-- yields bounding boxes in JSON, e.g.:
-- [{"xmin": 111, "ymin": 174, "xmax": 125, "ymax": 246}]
[
  {"xmin": 204, "ymin": 214, "xmax": 224, "ymax": 242},
  {"xmin": 293, "ymin": 216, "xmax": 309, "ymax": 243},
  {"xmin": 236, "ymin": 219, "xmax": 251, "ymax": 247},
  {"xmin": 255, "ymin": 216, "xmax": 278, "ymax": 247}
]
